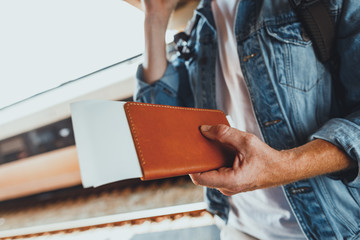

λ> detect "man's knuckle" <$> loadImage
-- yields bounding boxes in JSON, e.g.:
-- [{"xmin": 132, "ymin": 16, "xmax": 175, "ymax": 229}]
[
  {"xmin": 215, "ymin": 124, "xmax": 231, "ymax": 142},
  {"xmin": 244, "ymin": 133, "xmax": 256, "ymax": 146}
]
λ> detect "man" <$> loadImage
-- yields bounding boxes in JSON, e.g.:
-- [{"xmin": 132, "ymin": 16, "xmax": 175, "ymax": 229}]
[{"xmin": 135, "ymin": 0, "xmax": 360, "ymax": 239}]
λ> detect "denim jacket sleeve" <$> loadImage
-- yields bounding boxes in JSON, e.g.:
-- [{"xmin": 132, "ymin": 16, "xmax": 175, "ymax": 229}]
[
  {"xmin": 310, "ymin": 0, "xmax": 360, "ymax": 187},
  {"xmin": 134, "ymin": 60, "xmax": 194, "ymax": 107}
]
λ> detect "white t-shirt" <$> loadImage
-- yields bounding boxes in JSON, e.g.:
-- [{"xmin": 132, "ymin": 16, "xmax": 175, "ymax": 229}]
[{"xmin": 211, "ymin": 0, "xmax": 306, "ymax": 239}]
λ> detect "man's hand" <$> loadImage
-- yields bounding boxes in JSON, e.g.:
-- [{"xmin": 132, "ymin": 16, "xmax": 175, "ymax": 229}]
[
  {"xmin": 190, "ymin": 124, "xmax": 355, "ymax": 196},
  {"xmin": 141, "ymin": 0, "xmax": 180, "ymax": 28},
  {"xmin": 190, "ymin": 124, "xmax": 291, "ymax": 195}
]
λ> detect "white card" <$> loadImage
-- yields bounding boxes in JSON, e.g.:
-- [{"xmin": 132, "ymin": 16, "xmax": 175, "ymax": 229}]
[{"xmin": 70, "ymin": 100, "xmax": 143, "ymax": 188}]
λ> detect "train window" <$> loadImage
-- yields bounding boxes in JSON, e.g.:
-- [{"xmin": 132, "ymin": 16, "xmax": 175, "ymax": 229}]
[
  {"xmin": 0, "ymin": 118, "xmax": 76, "ymax": 164},
  {"xmin": 0, "ymin": 137, "xmax": 27, "ymax": 164}
]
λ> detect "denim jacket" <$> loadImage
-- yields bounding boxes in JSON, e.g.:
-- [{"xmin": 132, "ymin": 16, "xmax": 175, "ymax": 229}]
[{"xmin": 135, "ymin": 0, "xmax": 360, "ymax": 239}]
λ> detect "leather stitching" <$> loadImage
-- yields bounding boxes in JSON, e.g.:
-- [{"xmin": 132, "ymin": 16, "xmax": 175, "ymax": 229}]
[{"xmin": 124, "ymin": 102, "xmax": 226, "ymax": 179}]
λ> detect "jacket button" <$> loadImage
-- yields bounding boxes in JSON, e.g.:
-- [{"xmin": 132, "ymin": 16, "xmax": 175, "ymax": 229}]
[
  {"xmin": 263, "ymin": 119, "xmax": 281, "ymax": 127},
  {"xmin": 243, "ymin": 53, "xmax": 257, "ymax": 62},
  {"xmin": 289, "ymin": 187, "xmax": 311, "ymax": 194},
  {"xmin": 301, "ymin": 27, "xmax": 311, "ymax": 42}
]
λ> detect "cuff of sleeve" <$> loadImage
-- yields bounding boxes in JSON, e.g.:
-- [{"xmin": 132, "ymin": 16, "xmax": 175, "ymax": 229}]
[
  {"xmin": 134, "ymin": 63, "xmax": 180, "ymax": 105},
  {"xmin": 136, "ymin": 62, "xmax": 179, "ymax": 90},
  {"xmin": 310, "ymin": 118, "xmax": 360, "ymax": 188}
]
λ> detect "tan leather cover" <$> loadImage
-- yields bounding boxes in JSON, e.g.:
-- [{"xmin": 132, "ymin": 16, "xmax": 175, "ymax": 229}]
[{"xmin": 124, "ymin": 102, "xmax": 234, "ymax": 180}]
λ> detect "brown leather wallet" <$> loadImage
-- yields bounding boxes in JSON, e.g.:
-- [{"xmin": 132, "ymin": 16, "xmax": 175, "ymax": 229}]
[{"xmin": 124, "ymin": 102, "xmax": 234, "ymax": 180}]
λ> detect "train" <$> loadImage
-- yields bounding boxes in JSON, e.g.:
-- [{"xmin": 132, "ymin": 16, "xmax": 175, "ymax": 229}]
[{"xmin": 0, "ymin": 56, "xmax": 140, "ymax": 201}]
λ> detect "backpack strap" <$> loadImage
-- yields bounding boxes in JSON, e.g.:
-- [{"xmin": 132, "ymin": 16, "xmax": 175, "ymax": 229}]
[{"xmin": 289, "ymin": 0, "xmax": 335, "ymax": 62}]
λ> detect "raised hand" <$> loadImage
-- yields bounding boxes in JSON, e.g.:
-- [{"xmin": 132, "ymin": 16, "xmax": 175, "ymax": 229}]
[
  {"xmin": 141, "ymin": 0, "xmax": 181, "ymax": 83},
  {"xmin": 141, "ymin": 0, "xmax": 180, "ymax": 29}
]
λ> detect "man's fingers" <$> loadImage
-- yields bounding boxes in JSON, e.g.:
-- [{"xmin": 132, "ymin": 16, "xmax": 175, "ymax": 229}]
[
  {"xmin": 218, "ymin": 188, "xmax": 237, "ymax": 196},
  {"xmin": 189, "ymin": 167, "xmax": 234, "ymax": 189},
  {"xmin": 190, "ymin": 169, "xmax": 247, "ymax": 195}
]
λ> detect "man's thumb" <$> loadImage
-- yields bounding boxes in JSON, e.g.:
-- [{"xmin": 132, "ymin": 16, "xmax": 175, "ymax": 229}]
[{"xmin": 200, "ymin": 124, "xmax": 234, "ymax": 144}]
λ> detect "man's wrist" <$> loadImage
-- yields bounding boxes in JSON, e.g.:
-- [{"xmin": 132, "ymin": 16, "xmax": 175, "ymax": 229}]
[{"xmin": 144, "ymin": 14, "xmax": 169, "ymax": 33}]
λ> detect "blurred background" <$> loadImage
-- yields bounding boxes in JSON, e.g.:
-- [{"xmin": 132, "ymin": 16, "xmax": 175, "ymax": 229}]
[{"xmin": 0, "ymin": 0, "xmax": 220, "ymax": 239}]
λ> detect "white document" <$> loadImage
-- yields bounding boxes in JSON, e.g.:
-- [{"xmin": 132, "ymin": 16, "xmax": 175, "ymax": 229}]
[
  {"xmin": 70, "ymin": 100, "xmax": 143, "ymax": 188},
  {"xmin": 226, "ymin": 115, "xmax": 235, "ymax": 128}
]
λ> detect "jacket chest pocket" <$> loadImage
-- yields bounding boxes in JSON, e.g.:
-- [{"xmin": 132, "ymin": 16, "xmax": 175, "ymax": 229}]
[{"xmin": 265, "ymin": 21, "xmax": 324, "ymax": 92}]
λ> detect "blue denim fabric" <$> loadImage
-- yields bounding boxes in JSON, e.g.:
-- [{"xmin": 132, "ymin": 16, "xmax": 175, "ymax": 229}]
[{"xmin": 135, "ymin": 0, "xmax": 360, "ymax": 239}]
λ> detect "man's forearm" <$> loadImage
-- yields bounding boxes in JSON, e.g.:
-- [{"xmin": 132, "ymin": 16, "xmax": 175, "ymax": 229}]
[
  {"xmin": 142, "ymin": 15, "xmax": 168, "ymax": 84},
  {"xmin": 285, "ymin": 139, "xmax": 356, "ymax": 183}
]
